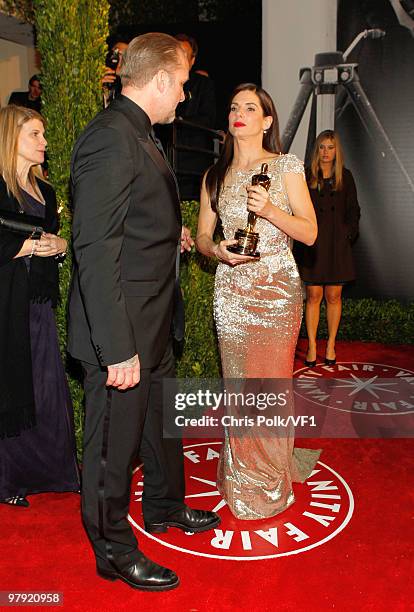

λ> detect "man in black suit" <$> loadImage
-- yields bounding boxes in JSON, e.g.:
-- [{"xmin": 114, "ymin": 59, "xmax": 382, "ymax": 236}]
[
  {"xmin": 68, "ymin": 33, "xmax": 220, "ymax": 592},
  {"xmin": 173, "ymin": 34, "xmax": 217, "ymax": 200}
]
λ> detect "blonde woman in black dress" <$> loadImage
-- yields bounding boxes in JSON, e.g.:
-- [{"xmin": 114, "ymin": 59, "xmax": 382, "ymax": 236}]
[
  {"xmin": 0, "ymin": 105, "xmax": 79, "ymax": 507},
  {"xmin": 297, "ymin": 130, "xmax": 360, "ymax": 366}
]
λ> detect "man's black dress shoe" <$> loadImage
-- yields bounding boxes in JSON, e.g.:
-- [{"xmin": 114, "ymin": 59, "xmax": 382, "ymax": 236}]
[
  {"xmin": 304, "ymin": 359, "xmax": 316, "ymax": 367},
  {"xmin": 96, "ymin": 553, "xmax": 179, "ymax": 591},
  {"xmin": 145, "ymin": 506, "xmax": 221, "ymax": 534}
]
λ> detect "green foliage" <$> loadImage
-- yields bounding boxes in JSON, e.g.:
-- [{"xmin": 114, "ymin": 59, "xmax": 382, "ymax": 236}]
[
  {"xmin": 0, "ymin": 0, "xmax": 34, "ymax": 23},
  {"xmin": 34, "ymin": 0, "xmax": 109, "ymax": 452},
  {"xmin": 303, "ymin": 299, "xmax": 414, "ymax": 344},
  {"xmin": 177, "ymin": 201, "xmax": 221, "ymax": 378}
]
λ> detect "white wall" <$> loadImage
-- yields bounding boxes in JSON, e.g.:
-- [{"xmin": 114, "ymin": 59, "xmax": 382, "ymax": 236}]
[
  {"xmin": 262, "ymin": 0, "xmax": 337, "ymax": 158},
  {"xmin": 0, "ymin": 38, "xmax": 39, "ymax": 107}
]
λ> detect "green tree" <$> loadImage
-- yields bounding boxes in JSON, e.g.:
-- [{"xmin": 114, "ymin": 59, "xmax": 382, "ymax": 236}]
[
  {"xmin": 0, "ymin": 0, "xmax": 34, "ymax": 23},
  {"xmin": 33, "ymin": 0, "xmax": 109, "ymax": 450}
]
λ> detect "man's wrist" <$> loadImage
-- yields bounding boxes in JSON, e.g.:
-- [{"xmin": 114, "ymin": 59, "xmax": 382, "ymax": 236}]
[{"xmin": 109, "ymin": 354, "xmax": 138, "ymax": 369}]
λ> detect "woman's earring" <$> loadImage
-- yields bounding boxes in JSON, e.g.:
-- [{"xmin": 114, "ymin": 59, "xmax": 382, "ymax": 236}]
[{"xmin": 263, "ymin": 129, "xmax": 268, "ymax": 134}]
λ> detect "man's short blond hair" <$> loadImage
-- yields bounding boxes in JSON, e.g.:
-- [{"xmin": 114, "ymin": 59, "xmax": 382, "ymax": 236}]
[{"xmin": 120, "ymin": 32, "xmax": 184, "ymax": 89}]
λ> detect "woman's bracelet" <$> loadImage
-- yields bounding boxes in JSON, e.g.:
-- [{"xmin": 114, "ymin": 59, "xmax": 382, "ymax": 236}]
[
  {"xmin": 28, "ymin": 240, "xmax": 36, "ymax": 258},
  {"xmin": 55, "ymin": 238, "xmax": 67, "ymax": 260}
]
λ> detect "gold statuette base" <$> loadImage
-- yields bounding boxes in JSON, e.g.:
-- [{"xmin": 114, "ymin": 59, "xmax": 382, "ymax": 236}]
[{"xmin": 227, "ymin": 229, "xmax": 260, "ymax": 258}]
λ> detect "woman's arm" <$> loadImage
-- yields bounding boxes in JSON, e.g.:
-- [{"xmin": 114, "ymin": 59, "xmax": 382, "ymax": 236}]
[
  {"xmin": 0, "ymin": 228, "xmax": 29, "ymax": 264},
  {"xmin": 196, "ymin": 174, "xmax": 255, "ymax": 266},
  {"xmin": 13, "ymin": 238, "xmax": 38, "ymax": 258},
  {"xmin": 345, "ymin": 170, "xmax": 361, "ymax": 242},
  {"xmin": 246, "ymin": 172, "xmax": 317, "ymax": 246},
  {"xmin": 195, "ymin": 175, "xmax": 219, "ymax": 258},
  {"xmin": 11, "ymin": 235, "xmax": 66, "ymax": 260},
  {"xmin": 0, "ymin": 182, "xmax": 30, "ymax": 263},
  {"xmin": 1, "ymin": 179, "xmax": 63, "ymax": 262}
]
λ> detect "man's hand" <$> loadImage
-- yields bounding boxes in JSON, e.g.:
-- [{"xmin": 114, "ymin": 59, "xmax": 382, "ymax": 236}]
[
  {"xmin": 102, "ymin": 68, "xmax": 117, "ymax": 88},
  {"xmin": 106, "ymin": 353, "xmax": 140, "ymax": 390},
  {"xmin": 180, "ymin": 225, "xmax": 194, "ymax": 253}
]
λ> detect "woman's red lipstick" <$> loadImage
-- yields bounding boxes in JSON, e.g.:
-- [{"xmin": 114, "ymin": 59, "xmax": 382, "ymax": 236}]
[{"xmin": 233, "ymin": 121, "xmax": 246, "ymax": 127}]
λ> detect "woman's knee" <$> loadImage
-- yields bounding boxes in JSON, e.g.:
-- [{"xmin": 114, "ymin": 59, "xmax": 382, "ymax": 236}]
[
  {"xmin": 306, "ymin": 286, "xmax": 324, "ymax": 305},
  {"xmin": 324, "ymin": 287, "xmax": 342, "ymax": 305}
]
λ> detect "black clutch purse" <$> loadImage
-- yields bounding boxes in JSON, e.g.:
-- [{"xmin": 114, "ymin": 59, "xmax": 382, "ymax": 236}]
[{"xmin": 0, "ymin": 216, "xmax": 43, "ymax": 239}]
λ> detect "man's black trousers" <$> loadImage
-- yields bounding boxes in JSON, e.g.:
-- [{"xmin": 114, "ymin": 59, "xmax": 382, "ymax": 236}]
[{"xmin": 81, "ymin": 343, "xmax": 185, "ymax": 567}]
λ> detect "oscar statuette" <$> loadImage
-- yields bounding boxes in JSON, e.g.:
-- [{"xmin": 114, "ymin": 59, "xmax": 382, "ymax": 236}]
[{"xmin": 227, "ymin": 163, "xmax": 271, "ymax": 258}]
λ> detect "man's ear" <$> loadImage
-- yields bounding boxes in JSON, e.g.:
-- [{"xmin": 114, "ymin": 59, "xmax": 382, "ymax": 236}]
[{"xmin": 155, "ymin": 69, "xmax": 169, "ymax": 94}]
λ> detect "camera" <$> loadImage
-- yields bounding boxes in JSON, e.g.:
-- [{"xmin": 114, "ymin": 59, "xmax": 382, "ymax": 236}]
[
  {"xmin": 104, "ymin": 48, "xmax": 121, "ymax": 97},
  {"xmin": 105, "ymin": 48, "xmax": 120, "ymax": 71}
]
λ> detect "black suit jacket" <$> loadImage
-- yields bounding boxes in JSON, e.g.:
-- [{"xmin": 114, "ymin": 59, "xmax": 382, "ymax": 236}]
[
  {"xmin": 68, "ymin": 95, "xmax": 181, "ymax": 368},
  {"xmin": 176, "ymin": 71, "xmax": 216, "ymax": 127}
]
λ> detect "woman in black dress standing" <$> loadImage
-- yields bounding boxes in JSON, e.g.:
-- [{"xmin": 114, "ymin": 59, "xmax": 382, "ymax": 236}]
[
  {"xmin": 296, "ymin": 130, "xmax": 360, "ymax": 366},
  {"xmin": 0, "ymin": 105, "xmax": 79, "ymax": 507}
]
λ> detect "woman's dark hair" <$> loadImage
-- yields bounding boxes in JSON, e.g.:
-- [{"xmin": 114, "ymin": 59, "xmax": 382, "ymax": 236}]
[{"xmin": 205, "ymin": 83, "xmax": 282, "ymax": 212}]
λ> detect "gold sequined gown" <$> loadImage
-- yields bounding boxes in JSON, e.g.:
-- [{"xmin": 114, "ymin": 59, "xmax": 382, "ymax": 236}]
[{"xmin": 214, "ymin": 154, "xmax": 321, "ymax": 520}]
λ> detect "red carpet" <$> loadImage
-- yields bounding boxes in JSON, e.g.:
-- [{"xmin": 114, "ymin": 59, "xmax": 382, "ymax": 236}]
[{"xmin": 1, "ymin": 340, "xmax": 413, "ymax": 611}]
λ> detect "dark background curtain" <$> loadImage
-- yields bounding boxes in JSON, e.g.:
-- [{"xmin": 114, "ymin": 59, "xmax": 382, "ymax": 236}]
[
  {"xmin": 337, "ymin": 0, "xmax": 414, "ymax": 301},
  {"xmin": 113, "ymin": 12, "xmax": 262, "ymax": 129}
]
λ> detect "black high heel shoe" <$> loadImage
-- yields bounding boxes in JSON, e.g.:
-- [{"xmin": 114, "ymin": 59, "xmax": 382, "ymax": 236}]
[
  {"xmin": 304, "ymin": 359, "xmax": 317, "ymax": 367},
  {"xmin": 0, "ymin": 496, "xmax": 29, "ymax": 507},
  {"xmin": 324, "ymin": 357, "xmax": 336, "ymax": 366}
]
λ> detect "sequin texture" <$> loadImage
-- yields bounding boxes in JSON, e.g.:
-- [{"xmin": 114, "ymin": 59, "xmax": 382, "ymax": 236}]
[{"xmin": 214, "ymin": 154, "xmax": 321, "ymax": 519}]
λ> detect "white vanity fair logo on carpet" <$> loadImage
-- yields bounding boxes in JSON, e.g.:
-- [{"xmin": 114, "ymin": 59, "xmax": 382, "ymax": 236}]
[
  {"xmin": 128, "ymin": 442, "xmax": 354, "ymax": 561},
  {"xmin": 294, "ymin": 362, "xmax": 414, "ymax": 416}
]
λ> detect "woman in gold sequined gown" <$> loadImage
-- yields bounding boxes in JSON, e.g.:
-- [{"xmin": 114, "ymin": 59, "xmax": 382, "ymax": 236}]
[{"xmin": 196, "ymin": 84, "xmax": 321, "ymax": 520}]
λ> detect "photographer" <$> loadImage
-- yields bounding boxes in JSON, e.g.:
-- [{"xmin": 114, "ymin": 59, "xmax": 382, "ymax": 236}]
[
  {"xmin": 8, "ymin": 75, "xmax": 42, "ymax": 113},
  {"xmin": 172, "ymin": 34, "xmax": 217, "ymax": 199},
  {"xmin": 101, "ymin": 37, "xmax": 129, "ymax": 107}
]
